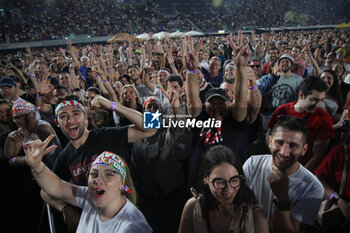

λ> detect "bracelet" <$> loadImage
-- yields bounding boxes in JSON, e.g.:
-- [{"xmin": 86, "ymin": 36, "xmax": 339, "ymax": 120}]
[
  {"xmin": 308, "ymin": 54, "xmax": 313, "ymax": 58},
  {"xmin": 31, "ymin": 165, "xmax": 46, "ymax": 176},
  {"xmin": 170, "ymin": 63, "xmax": 175, "ymax": 67},
  {"xmin": 60, "ymin": 205, "xmax": 69, "ymax": 214},
  {"xmin": 186, "ymin": 69, "xmax": 198, "ymax": 74},
  {"xmin": 273, "ymin": 198, "xmax": 291, "ymax": 211},
  {"xmin": 109, "ymin": 68, "xmax": 113, "ymax": 71},
  {"xmin": 248, "ymin": 83, "xmax": 257, "ymax": 90},
  {"xmin": 29, "ymin": 74, "xmax": 35, "ymax": 77},
  {"xmin": 37, "ymin": 93, "xmax": 44, "ymax": 98},
  {"xmin": 110, "ymin": 102, "xmax": 117, "ymax": 111},
  {"xmin": 12, "ymin": 157, "xmax": 16, "ymax": 166},
  {"xmin": 73, "ymin": 88, "xmax": 81, "ymax": 92},
  {"xmin": 102, "ymin": 80, "xmax": 108, "ymax": 83},
  {"xmin": 329, "ymin": 192, "xmax": 340, "ymax": 204}
]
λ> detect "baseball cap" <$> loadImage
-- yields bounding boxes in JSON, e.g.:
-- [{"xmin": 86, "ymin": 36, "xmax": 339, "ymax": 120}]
[
  {"xmin": 278, "ymin": 54, "xmax": 294, "ymax": 64},
  {"xmin": 0, "ymin": 77, "xmax": 16, "ymax": 88},
  {"xmin": 205, "ymin": 88, "xmax": 228, "ymax": 102}
]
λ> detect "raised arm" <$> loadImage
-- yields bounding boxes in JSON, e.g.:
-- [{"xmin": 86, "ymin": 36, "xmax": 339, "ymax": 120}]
[
  {"xmin": 67, "ymin": 39, "xmax": 81, "ymax": 68},
  {"xmin": 185, "ymin": 36, "xmax": 203, "ymax": 118},
  {"xmin": 24, "ymin": 135, "xmax": 78, "ymax": 207},
  {"xmin": 231, "ymin": 30, "xmax": 250, "ymax": 122},
  {"xmin": 91, "ymin": 95, "xmax": 157, "ymax": 143}
]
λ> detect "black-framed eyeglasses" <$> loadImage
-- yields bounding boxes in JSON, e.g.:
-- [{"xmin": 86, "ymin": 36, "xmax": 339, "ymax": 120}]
[
  {"xmin": 210, "ymin": 175, "xmax": 245, "ymax": 190},
  {"xmin": 250, "ymin": 65, "xmax": 260, "ymax": 68},
  {"xmin": 13, "ymin": 112, "xmax": 32, "ymax": 122},
  {"xmin": 277, "ymin": 115, "xmax": 307, "ymax": 126},
  {"xmin": 87, "ymin": 170, "xmax": 117, "ymax": 182}
]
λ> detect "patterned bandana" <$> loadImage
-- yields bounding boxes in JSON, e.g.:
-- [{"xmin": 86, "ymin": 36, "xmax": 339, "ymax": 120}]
[
  {"xmin": 91, "ymin": 151, "xmax": 127, "ymax": 182},
  {"xmin": 12, "ymin": 99, "xmax": 36, "ymax": 115},
  {"xmin": 55, "ymin": 100, "xmax": 85, "ymax": 116},
  {"xmin": 158, "ymin": 69, "xmax": 170, "ymax": 76},
  {"xmin": 143, "ymin": 96, "xmax": 161, "ymax": 109}
]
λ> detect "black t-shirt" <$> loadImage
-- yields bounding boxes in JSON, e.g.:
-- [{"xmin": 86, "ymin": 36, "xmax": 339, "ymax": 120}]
[
  {"xmin": 188, "ymin": 108, "xmax": 248, "ymax": 188},
  {"xmin": 52, "ymin": 126, "xmax": 131, "ymax": 185}
]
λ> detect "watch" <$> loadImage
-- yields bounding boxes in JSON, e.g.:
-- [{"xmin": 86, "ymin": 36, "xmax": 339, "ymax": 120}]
[
  {"xmin": 273, "ymin": 198, "xmax": 291, "ymax": 211},
  {"xmin": 330, "ymin": 193, "xmax": 340, "ymax": 205}
]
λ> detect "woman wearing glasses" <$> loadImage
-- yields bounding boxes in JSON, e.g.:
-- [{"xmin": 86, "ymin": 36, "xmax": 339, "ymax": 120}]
[
  {"xmin": 178, "ymin": 145, "xmax": 269, "ymax": 233},
  {"xmin": 24, "ymin": 135, "xmax": 152, "ymax": 233}
]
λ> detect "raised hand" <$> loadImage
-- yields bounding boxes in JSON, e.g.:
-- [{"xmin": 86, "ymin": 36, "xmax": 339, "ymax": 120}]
[
  {"xmin": 184, "ymin": 36, "xmax": 202, "ymax": 71},
  {"xmin": 90, "ymin": 94, "xmax": 111, "ymax": 110},
  {"xmin": 233, "ymin": 45, "xmax": 251, "ymax": 68},
  {"xmin": 38, "ymin": 75, "xmax": 52, "ymax": 95},
  {"xmin": 267, "ymin": 167, "xmax": 289, "ymax": 202},
  {"xmin": 23, "ymin": 134, "xmax": 57, "ymax": 170}
]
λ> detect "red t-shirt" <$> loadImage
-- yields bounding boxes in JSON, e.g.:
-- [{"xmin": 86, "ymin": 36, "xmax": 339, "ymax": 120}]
[
  {"xmin": 262, "ymin": 61, "xmax": 271, "ymax": 76},
  {"xmin": 267, "ymin": 101, "xmax": 335, "ymax": 166},
  {"xmin": 315, "ymin": 144, "xmax": 350, "ymax": 200}
]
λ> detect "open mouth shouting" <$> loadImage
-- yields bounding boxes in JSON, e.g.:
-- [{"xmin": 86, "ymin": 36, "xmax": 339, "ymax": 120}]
[{"xmin": 93, "ymin": 188, "xmax": 106, "ymax": 198}]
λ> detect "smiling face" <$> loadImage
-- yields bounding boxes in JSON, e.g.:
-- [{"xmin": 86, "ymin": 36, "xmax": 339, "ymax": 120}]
[
  {"xmin": 205, "ymin": 96, "xmax": 228, "ymax": 121},
  {"xmin": 122, "ymin": 87, "xmax": 137, "ymax": 105},
  {"xmin": 269, "ymin": 127, "xmax": 307, "ymax": 172},
  {"xmin": 88, "ymin": 165, "xmax": 123, "ymax": 208},
  {"xmin": 279, "ymin": 58, "xmax": 293, "ymax": 73},
  {"xmin": 320, "ymin": 72, "xmax": 334, "ymax": 91},
  {"xmin": 57, "ymin": 105, "xmax": 88, "ymax": 142},
  {"xmin": 298, "ymin": 90, "xmax": 326, "ymax": 113},
  {"xmin": 204, "ymin": 162, "xmax": 240, "ymax": 206}
]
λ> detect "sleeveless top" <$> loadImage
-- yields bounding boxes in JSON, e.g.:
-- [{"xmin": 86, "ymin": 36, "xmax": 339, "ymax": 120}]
[{"xmin": 192, "ymin": 198, "xmax": 255, "ymax": 233}]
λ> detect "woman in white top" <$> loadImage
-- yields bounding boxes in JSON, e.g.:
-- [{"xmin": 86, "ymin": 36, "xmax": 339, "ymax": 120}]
[{"xmin": 24, "ymin": 135, "xmax": 152, "ymax": 233}]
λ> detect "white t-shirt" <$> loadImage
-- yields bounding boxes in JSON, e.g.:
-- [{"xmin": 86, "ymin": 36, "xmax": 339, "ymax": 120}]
[
  {"xmin": 243, "ymin": 154, "xmax": 323, "ymax": 225},
  {"xmin": 76, "ymin": 186, "xmax": 152, "ymax": 233}
]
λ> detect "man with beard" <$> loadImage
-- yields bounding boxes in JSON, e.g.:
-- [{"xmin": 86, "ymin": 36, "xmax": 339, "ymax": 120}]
[
  {"xmin": 262, "ymin": 47, "xmax": 280, "ymax": 76},
  {"xmin": 291, "ymin": 46, "xmax": 306, "ymax": 78},
  {"xmin": 257, "ymin": 54, "xmax": 302, "ymax": 133},
  {"xmin": 186, "ymin": 34, "xmax": 250, "ymax": 189},
  {"xmin": 243, "ymin": 117, "xmax": 324, "ymax": 233},
  {"xmin": 267, "ymin": 76, "xmax": 334, "ymax": 172}
]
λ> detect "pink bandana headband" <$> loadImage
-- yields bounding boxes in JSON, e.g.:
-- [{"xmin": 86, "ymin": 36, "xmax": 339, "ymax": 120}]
[{"xmin": 55, "ymin": 100, "xmax": 85, "ymax": 116}]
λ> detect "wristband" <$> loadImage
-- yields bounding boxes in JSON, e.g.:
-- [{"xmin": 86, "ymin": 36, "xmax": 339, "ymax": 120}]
[
  {"xmin": 273, "ymin": 198, "xmax": 291, "ymax": 211},
  {"xmin": 248, "ymin": 83, "xmax": 257, "ymax": 90},
  {"xmin": 37, "ymin": 93, "xmax": 44, "ymax": 98},
  {"xmin": 31, "ymin": 165, "xmax": 46, "ymax": 176},
  {"xmin": 12, "ymin": 157, "xmax": 16, "ymax": 166},
  {"xmin": 308, "ymin": 54, "xmax": 313, "ymax": 58},
  {"xmin": 186, "ymin": 69, "xmax": 198, "ymax": 74},
  {"xmin": 73, "ymin": 88, "xmax": 81, "ymax": 92},
  {"xmin": 29, "ymin": 74, "xmax": 35, "ymax": 77},
  {"xmin": 329, "ymin": 192, "xmax": 340, "ymax": 204},
  {"xmin": 109, "ymin": 68, "xmax": 113, "ymax": 71},
  {"xmin": 110, "ymin": 102, "xmax": 117, "ymax": 111},
  {"xmin": 102, "ymin": 80, "xmax": 108, "ymax": 83}
]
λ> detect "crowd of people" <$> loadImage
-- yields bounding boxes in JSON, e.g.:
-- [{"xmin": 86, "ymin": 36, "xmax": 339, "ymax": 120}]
[
  {"xmin": 0, "ymin": 0, "xmax": 348, "ymax": 43},
  {"xmin": 1, "ymin": 27, "xmax": 350, "ymax": 233}
]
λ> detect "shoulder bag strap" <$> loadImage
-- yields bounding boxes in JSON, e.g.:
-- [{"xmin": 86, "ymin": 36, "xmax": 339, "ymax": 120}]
[{"xmin": 339, "ymin": 144, "xmax": 349, "ymax": 196}]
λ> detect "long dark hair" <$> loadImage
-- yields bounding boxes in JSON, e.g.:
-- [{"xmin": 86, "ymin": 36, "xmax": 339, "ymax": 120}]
[
  {"xmin": 199, "ymin": 145, "xmax": 258, "ymax": 232},
  {"xmin": 320, "ymin": 69, "xmax": 343, "ymax": 108}
]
